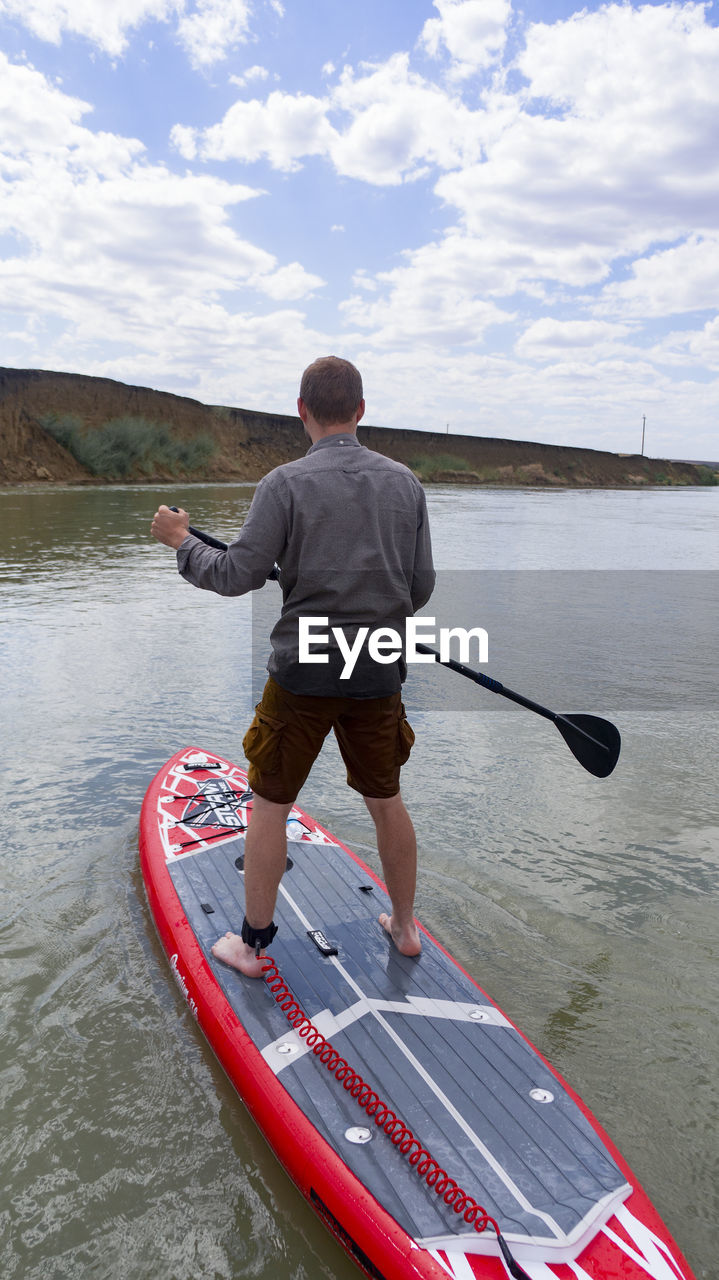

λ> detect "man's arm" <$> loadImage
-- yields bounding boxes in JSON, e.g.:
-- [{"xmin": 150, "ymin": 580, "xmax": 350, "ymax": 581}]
[
  {"xmin": 151, "ymin": 478, "xmax": 287, "ymax": 597},
  {"xmin": 410, "ymin": 486, "xmax": 435, "ymax": 613}
]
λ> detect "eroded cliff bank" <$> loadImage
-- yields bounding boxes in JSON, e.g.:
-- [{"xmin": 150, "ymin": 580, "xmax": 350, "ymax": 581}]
[{"xmin": 1, "ymin": 367, "xmax": 713, "ymax": 488}]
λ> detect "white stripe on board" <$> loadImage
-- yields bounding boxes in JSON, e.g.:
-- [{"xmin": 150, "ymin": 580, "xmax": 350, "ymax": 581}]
[
  {"xmin": 566, "ymin": 1260, "xmax": 596, "ymax": 1280},
  {"xmin": 428, "ymin": 1247, "xmax": 565, "ymax": 1280},
  {"xmin": 262, "ymin": 996, "xmax": 512, "ymax": 1067},
  {"xmin": 427, "ymin": 1249, "xmax": 478, "ymax": 1279},
  {"xmin": 602, "ymin": 1205, "xmax": 688, "ymax": 1280},
  {"xmin": 426, "ymin": 1251, "xmax": 456, "ymax": 1279}
]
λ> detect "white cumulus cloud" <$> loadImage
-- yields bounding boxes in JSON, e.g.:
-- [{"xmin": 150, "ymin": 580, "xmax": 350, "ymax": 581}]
[
  {"xmin": 183, "ymin": 90, "xmax": 337, "ymax": 170},
  {"xmin": 0, "ymin": 52, "xmax": 324, "ymax": 390},
  {"xmin": 420, "ymin": 0, "xmax": 511, "ymax": 74},
  {"xmin": 179, "ymin": 52, "xmax": 481, "ymax": 184},
  {"xmin": 599, "ymin": 236, "xmax": 719, "ymax": 319},
  {"xmin": 0, "ymin": 0, "xmax": 282, "ymax": 66},
  {"xmin": 330, "ymin": 53, "xmax": 478, "ymax": 184},
  {"xmin": 176, "ymin": 0, "xmax": 252, "ymax": 68},
  {"xmin": 229, "ymin": 64, "xmax": 270, "ymax": 89},
  {"xmin": 515, "ymin": 319, "xmax": 633, "ymax": 360},
  {"xmin": 0, "ymin": 0, "xmax": 177, "ymax": 56},
  {"xmin": 2, "ymin": 1, "xmax": 717, "ymax": 456}
]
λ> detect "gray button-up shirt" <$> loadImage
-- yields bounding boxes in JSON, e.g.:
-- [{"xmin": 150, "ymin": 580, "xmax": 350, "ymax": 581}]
[{"xmin": 177, "ymin": 433, "xmax": 435, "ymax": 696}]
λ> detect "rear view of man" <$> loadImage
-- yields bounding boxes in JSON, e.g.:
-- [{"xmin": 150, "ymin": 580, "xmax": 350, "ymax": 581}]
[{"xmin": 151, "ymin": 356, "xmax": 435, "ymax": 975}]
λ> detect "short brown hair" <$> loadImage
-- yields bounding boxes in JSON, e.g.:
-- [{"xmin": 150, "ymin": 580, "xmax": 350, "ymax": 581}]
[{"xmin": 299, "ymin": 356, "xmax": 363, "ymax": 426}]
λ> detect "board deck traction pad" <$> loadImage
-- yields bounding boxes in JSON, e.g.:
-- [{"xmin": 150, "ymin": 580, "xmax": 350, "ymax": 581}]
[{"xmin": 140, "ymin": 749, "xmax": 696, "ymax": 1280}]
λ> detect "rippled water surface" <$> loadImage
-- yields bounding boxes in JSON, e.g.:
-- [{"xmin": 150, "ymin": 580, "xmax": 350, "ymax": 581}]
[{"xmin": 2, "ymin": 483, "xmax": 717, "ymax": 1279}]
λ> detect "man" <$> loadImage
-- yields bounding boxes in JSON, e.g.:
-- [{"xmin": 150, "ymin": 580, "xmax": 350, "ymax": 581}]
[{"xmin": 151, "ymin": 356, "xmax": 435, "ymax": 976}]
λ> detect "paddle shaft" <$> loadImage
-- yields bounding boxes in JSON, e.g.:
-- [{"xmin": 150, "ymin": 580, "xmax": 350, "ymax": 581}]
[{"xmin": 414, "ymin": 643, "xmax": 609, "ymax": 754}]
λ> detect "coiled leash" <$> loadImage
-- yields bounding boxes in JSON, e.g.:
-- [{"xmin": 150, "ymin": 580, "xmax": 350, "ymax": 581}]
[{"xmin": 261, "ymin": 957, "xmax": 531, "ymax": 1280}]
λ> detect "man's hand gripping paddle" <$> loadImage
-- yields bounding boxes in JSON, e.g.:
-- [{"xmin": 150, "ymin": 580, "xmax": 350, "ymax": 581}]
[{"xmin": 170, "ymin": 510, "xmax": 620, "ymax": 778}]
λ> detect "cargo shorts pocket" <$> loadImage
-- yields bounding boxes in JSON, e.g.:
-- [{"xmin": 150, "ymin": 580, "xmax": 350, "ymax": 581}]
[
  {"xmin": 242, "ymin": 706, "xmax": 286, "ymax": 774},
  {"xmin": 396, "ymin": 705, "xmax": 415, "ymax": 765}
]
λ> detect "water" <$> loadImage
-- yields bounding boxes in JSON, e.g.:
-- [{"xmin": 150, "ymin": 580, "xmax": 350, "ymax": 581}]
[{"xmin": 2, "ymin": 483, "xmax": 717, "ymax": 1279}]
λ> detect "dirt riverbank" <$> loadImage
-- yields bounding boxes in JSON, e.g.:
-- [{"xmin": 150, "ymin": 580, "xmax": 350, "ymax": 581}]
[{"xmin": 1, "ymin": 366, "xmax": 713, "ymax": 488}]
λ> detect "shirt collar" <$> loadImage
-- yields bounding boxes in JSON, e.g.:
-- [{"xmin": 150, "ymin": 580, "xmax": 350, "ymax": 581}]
[{"xmin": 306, "ymin": 432, "xmax": 362, "ymax": 454}]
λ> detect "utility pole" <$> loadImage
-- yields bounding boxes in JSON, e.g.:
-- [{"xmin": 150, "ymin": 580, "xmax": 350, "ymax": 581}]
[{"xmin": 641, "ymin": 415, "xmax": 646, "ymax": 456}]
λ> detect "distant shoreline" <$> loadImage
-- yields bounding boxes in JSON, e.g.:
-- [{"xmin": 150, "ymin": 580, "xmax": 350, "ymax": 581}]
[{"xmin": 2, "ymin": 366, "xmax": 716, "ymax": 489}]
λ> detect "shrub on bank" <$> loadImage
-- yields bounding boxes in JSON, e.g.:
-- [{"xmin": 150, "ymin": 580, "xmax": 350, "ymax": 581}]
[
  {"xmin": 409, "ymin": 453, "xmax": 472, "ymax": 480},
  {"xmin": 40, "ymin": 413, "xmax": 216, "ymax": 479}
]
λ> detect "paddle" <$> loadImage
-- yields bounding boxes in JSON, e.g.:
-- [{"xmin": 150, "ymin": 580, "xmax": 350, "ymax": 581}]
[
  {"xmin": 168, "ymin": 510, "xmax": 620, "ymax": 777},
  {"xmin": 414, "ymin": 643, "xmax": 620, "ymax": 778}
]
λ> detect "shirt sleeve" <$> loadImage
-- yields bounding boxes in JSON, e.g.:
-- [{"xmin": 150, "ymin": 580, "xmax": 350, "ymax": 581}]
[
  {"xmin": 176, "ymin": 475, "xmax": 287, "ymax": 597},
  {"xmin": 410, "ymin": 484, "xmax": 436, "ymax": 613}
]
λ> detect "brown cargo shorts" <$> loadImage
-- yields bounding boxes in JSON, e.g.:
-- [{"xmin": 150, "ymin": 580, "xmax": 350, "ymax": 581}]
[{"xmin": 243, "ymin": 676, "xmax": 415, "ymax": 804}]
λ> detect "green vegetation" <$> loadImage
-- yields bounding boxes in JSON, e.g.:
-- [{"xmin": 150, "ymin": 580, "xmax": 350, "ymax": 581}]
[
  {"xmin": 697, "ymin": 465, "xmax": 718, "ymax": 486},
  {"xmin": 40, "ymin": 413, "xmax": 216, "ymax": 479},
  {"xmin": 409, "ymin": 453, "xmax": 473, "ymax": 480}
]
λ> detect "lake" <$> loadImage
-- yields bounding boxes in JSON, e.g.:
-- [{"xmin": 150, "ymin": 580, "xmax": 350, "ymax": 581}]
[{"xmin": 2, "ymin": 482, "xmax": 717, "ymax": 1279}]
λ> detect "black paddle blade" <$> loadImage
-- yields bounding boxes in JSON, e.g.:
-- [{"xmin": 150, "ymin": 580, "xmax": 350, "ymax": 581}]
[{"xmin": 555, "ymin": 714, "xmax": 621, "ymax": 778}]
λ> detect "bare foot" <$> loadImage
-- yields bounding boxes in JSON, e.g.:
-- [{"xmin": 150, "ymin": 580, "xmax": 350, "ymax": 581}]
[
  {"xmin": 211, "ymin": 931, "xmax": 268, "ymax": 978},
  {"xmin": 378, "ymin": 912, "xmax": 421, "ymax": 957}
]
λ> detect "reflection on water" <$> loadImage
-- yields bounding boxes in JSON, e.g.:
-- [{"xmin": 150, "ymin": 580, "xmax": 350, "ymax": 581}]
[
  {"xmin": 2, "ymin": 483, "xmax": 717, "ymax": 1279},
  {"xmin": 542, "ymin": 955, "xmax": 610, "ymax": 1057}
]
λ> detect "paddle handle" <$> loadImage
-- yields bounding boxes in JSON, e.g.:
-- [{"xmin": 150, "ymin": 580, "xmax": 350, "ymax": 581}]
[
  {"xmin": 169, "ymin": 508, "xmax": 280, "ymax": 578},
  {"xmin": 169, "ymin": 506, "xmax": 228, "ymax": 550}
]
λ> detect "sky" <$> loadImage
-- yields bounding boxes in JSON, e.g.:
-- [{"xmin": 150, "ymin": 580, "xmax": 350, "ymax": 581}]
[{"xmin": 0, "ymin": 1, "xmax": 717, "ymax": 459}]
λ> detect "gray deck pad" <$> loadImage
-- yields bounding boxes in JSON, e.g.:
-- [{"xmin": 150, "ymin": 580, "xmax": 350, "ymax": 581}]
[{"xmin": 168, "ymin": 835, "xmax": 629, "ymax": 1248}]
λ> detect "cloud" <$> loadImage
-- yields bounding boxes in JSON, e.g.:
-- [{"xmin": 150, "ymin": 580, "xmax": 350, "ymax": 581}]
[
  {"xmin": 0, "ymin": 52, "xmax": 324, "ymax": 388},
  {"xmin": 0, "ymin": 0, "xmax": 281, "ymax": 66},
  {"xmin": 180, "ymin": 52, "xmax": 481, "ymax": 184},
  {"xmin": 254, "ymin": 261, "xmax": 323, "ymax": 301},
  {"xmin": 0, "ymin": 47, "xmax": 96, "ymax": 152},
  {"xmin": 323, "ymin": 1, "xmax": 719, "ymax": 415},
  {"xmin": 176, "ymin": 90, "xmax": 337, "ymax": 170},
  {"xmin": 420, "ymin": 0, "xmax": 511, "ymax": 74},
  {"xmin": 599, "ymin": 236, "xmax": 719, "ymax": 318},
  {"xmin": 229, "ymin": 64, "xmax": 270, "ymax": 89},
  {"xmin": 182, "ymin": 2, "xmax": 719, "ymax": 250},
  {"xmin": 176, "ymin": 0, "xmax": 252, "ymax": 69},
  {"xmin": 341, "ymin": 235, "xmax": 516, "ymax": 346},
  {"xmin": 652, "ymin": 316, "xmax": 719, "ymax": 371},
  {"xmin": 495, "ymin": 2, "xmax": 719, "ymax": 248},
  {"xmin": 0, "ymin": 0, "xmax": 177, "ymax": 57},
  {"xmin": 168, "ymin": 123, "xmax": 198, "ymax": 160},
  {"xmin": 2, "ymin": 2, "xmax": 717, "ymax": 456},
  {"xmin": 515, "ymin": 319, "xmax": 633, "ymax": 360},
  {"xmin": 329, "ymin": 54, "xmax": 478, "ymax": 184}
]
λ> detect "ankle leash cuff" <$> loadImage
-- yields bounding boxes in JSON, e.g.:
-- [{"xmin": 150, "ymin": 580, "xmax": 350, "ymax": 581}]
[{"xmin": 241, "ymin": 917, "xmax": 278, "ymax": 957}]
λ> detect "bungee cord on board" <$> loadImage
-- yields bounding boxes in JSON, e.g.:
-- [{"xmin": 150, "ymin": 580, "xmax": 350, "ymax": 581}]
[{"xmin": 261, "ymin": 957, "xmax": 532, "ymax": 1280}]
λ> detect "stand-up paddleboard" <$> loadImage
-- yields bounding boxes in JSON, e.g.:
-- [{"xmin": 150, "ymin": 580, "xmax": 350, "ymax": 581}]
[{"xmin": 139, "ymin": 747, "xmax": 695, "ymax": 1280}]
